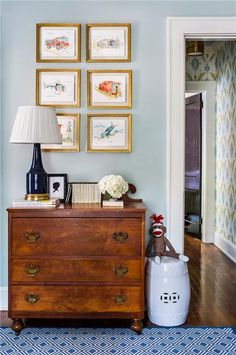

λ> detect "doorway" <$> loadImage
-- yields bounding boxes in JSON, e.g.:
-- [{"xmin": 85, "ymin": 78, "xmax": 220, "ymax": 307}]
[
  {"xmin": 185, "ymin": 81, "xmax": 216, "ymax": 244},
  {"xmin": 185, "ymin": 39, "xmax": 236, "ymax": 248},
  {"xmin": 166, "ymin": 17, "xmax": 236, "ymax": 262},
  {"xmin": 184, "ymin": 93, "xmax": 202, "ymax": 239}
]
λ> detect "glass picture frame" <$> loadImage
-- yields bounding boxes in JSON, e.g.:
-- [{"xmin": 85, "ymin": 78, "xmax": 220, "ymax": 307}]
[
  {"xmin": 36, "ymin": 23, "xmax": 81, "ymax": 63},
  {"xmin": 87, "ymin": 70, "xmax": 132, "ymax": 109},
  {"xmin": 48, "ymin": 173, "xmax": 67, "ymax": 202},
  {"xmin": 42, "ymin": 113, "xmax": 80, "ymax": 152},
  {"xmin": 36, "ymin": 69, "xmax": 80, "ymax": 107},
  {"xmin": 87, "ymin": 113, "xmax": 132, "ymax": 152},
  {"xmin": 86, "ymin": 23, "xmax": 131, "ymax": 62}
]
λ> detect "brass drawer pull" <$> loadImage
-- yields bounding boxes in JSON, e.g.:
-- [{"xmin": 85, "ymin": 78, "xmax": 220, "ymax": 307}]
[
  {"xmin": 114, "ymin": 294, "xmax": 127, "ymax": 305},
  {"xmin": 25, "ymin": 265, "xmax": 40, "ymax": 277},
  {"xmin": 24, "ymin": 232, "xmax": 40, "ymax": 243},
  {"xmin": 112, "ymin": 232, "xmax": 128, "ymax": 242},
  {"xmin": 113, "ymin": 266, "xmax": 128, "ymax": 277},
  {"xmin": 25, "ymin": 294, "xmax": 40, "ymax": 304}
]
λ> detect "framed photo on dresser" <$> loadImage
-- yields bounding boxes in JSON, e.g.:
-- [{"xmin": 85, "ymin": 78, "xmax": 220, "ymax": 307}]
[
  {"xmin": 48, "ymin": 174, "xmax": 67, "ymax": 202},
  {"xmin": 48, "ymin": 173, "xmax": 67, "ymax": 202}
]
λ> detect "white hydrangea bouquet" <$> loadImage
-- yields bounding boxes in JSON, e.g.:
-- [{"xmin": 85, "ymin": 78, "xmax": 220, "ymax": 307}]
[{"xmin": 98, "ymin": 175, "xmax": 129, "ymax": 207}]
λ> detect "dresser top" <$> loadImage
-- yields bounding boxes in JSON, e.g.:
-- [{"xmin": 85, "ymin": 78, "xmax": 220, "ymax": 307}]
[{"xmin": 7, "ymin": 202, "xmax": 146, "ymax": 217}]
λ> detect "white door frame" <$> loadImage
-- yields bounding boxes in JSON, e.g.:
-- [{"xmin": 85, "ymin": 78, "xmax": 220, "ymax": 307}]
[{"xmin": 166, "ymin": 17, "xmax": 236, "ymax": 253}]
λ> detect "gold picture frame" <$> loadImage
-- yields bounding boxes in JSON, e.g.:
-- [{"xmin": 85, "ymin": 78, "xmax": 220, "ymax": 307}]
[
  {"xmin": 36, "ymin": 69, "xmax": 80, "ymax": 108},
  {"xmin": 42, "ymin": 113, "xmax": 80, "ymax": 152},
  {"xmin": 87, "ymin": 70, "xmax": 132, "ymax": 109},
  {"xmin": 87, "ymin": 113, "xmax": 132, "ymax": 153},
  {"xmin": 86, "ymin": 23, "xmax": 131, "ymax": 62},
  {"xmin": 36, "ymin": 23, "xmax": 81, "ymax": 63}
]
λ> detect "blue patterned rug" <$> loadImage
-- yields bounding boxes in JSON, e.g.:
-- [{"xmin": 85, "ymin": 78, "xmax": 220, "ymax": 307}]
[{"xmin": 1, "ymin": 327, "xmax": 236, "ymax": 354}]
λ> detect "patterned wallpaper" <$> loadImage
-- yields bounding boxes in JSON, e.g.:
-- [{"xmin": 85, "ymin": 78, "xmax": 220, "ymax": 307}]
[
  {"xmin": 186, "ymin": 51, "xmax": 217, "ymax": 81},
  {"xmin": 215, "ymin": 42, "xmax": 236, "ymax": 245}
]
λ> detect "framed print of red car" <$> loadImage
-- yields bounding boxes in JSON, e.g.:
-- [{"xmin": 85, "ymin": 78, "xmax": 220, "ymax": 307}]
[{"xmin": 36, "ymin": 23, "xmax": 81, "ymax": 62}]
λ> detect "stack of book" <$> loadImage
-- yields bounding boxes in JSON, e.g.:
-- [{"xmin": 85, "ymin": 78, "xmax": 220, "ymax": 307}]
[
  {"xmin": 12, "ymin": 198, "xmax": 60, "ymax": 208},
  {"xmin": 102, "ymin": 199, "xmax": 124, "ymax": 207},
  {"xmin": 65, "ymin": 183, "xmax": 101, "ymax": 204},
  {"xmin": 72, "ymin": 183, "xmax": 101, "ymax": 203}
]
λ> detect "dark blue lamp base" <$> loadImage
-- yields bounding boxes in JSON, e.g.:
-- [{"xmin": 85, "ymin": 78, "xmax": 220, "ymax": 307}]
[{"xmin": 26, "ymin": 143, "xmax": 48, "ymax": 201}]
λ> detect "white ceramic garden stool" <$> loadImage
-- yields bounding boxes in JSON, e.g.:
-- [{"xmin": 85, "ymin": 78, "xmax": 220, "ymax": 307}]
[{"xmin": 146, "ymin": 256, "xmax": 191, "ymax": 326}]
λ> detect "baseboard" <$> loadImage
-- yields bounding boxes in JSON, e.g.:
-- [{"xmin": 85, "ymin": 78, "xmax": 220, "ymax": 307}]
[
  {"xmin": 0, "ymin": 287, "xmax": 8, "ymax": 311},
  {"xmin": 214, "ymin": 233, "xmax": 236, "ymax": 263}
]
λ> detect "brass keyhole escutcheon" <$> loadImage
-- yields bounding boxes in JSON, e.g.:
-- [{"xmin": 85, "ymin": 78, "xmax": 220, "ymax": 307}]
[
  {"xmin": 25, "ymin": 294, "xmax": 40, "ymax": 304},
  {"xmin": 114, "ymin": 295, "xmax": 127, "ymax": 305},
  {"xmin": 113, "ymin": 266, "xmax": 128, "ymax": 277},
  {"xmin": 25, "ymin": 265, "xmax": 40, "ymax": 277},
  {"xmin": 112, "ymin": 232, "xmax": 128, "ymax": 243},
  {"xmin": 24, "ymin": 232, "xmax": 40, "ymax": 243}
]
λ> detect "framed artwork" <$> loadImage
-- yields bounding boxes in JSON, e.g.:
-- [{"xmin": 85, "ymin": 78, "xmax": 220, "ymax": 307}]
[
  {"xmin": 48, "ymin": 174, "xmax": 67, "ymax": 202},
  {"xmin": 36, "ymin": 69, "xmax": 80, "ymax": 107},
  {"xmin": 36, "ymin": 23, "xmax": 81, "ymax": 62},
  {"xmin": 87, "ymin": 70, "xmax": 132, "ymax": 109},
  {"xmin": 87, "ymin": 114, "xmax": 132, "ymax": 152},
  {"xmin": 42, "ymin": 114, "xmax": 80, "ymax": 152},
  {"xmin": 86, "ymin": 23, "xmax": 131, "ymax": 62}
]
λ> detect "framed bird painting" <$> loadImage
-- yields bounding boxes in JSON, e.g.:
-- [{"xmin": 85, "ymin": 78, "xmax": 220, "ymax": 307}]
[{"xmin": 87, "ymin": 114, "xmax": 132, "ymax": 153}]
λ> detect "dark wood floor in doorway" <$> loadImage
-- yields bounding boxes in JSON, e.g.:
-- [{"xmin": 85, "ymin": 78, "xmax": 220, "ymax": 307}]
[
  {"xmin": 1, "ymin": 235, "xmax": 235, "ymax": 328},
  {"xmin": 184, "ymin": 234, "xmax": 236, "ymax": 327}
]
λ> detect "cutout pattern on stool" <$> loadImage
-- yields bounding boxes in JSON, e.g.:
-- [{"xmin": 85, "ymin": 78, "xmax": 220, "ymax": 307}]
[{"xmin": 160, "ymin": 292, "xmax": 180, "ymax": 303}]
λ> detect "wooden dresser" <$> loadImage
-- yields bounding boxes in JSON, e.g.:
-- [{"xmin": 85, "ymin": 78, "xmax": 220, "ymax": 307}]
[{"xmin": 8, "ymin": 202, "xmax": 146, "ymax": 335}]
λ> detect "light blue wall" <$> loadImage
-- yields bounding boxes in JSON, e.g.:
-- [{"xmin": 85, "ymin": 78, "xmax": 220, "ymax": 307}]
[{"xmin": 1, "ymin": 1, "xmax": 236, "ymax": 287}]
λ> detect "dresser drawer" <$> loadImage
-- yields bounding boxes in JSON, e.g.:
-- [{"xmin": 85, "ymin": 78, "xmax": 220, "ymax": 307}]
[
  {"xmin": 11, "ymin": 285, "xmax": 142, "ymax": 313},
  {"xmin": 11, "ymin": 218, "xmax": 141, "ymax": 257},
  {"xmin": 12, "ymin": 258, "xmax": 142, "ymax": 283}
]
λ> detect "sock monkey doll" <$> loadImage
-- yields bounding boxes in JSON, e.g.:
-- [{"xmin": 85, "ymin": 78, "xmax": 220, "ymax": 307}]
[{"xmin": 150, "ymin": 214, "xmax": 189, "ymax": 264}]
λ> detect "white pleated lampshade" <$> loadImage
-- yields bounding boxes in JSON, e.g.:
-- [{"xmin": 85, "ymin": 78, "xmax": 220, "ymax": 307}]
[{"xmin": 9, "ymin": 106, "xmax": 62, "ymax": 144}]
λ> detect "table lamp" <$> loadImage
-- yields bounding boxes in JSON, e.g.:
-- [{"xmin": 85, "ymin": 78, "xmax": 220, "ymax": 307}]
[{"xmin": 10, "ymin": 106, "xmax": 62, "ymax": 201}]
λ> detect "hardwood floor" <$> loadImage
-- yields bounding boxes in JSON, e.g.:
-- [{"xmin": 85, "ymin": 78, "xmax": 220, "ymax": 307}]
[
  {"xmin": 184, "ymin": 234, "xmax": 236, "ymax": 327},
  {"xmin": 1, "ymin": 235, "xmax": 236, "ymax": 328}
]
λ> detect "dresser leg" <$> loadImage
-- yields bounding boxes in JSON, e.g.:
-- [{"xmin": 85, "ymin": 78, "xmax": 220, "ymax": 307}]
[
  {"xmin": 131, "ymin": 319, "xmax": 143, "ymax": 334},
  {"xmin": 11, "ymin": 318, "xmax": 24, "ymax": 335}
]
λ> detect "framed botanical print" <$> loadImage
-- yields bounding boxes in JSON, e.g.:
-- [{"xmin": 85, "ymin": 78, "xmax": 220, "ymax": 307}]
[
  {"xmin": 48, "ymin": 174, "xmax": 67, "ymax": 202},
  {"xmin": 87, "ymin": 114, "xmax": 132, "ymax": 152},
  {"xmin": 42, "ymin": 114, "xmax": 80, "ymax": 152},
  {"xmin": 36, "ymin": 23, "xmax": 81, "ymax": 62},
  {"xmin": 87, "ymin": 70, "xmax": 132, "ymax": 109},
  {"xmin": 36, "ymin": 69, "xmax": 80, "ymax": 107},
  {"xmin": 86, "ymin": 23, "xmax": 131, "ymax": 62}
]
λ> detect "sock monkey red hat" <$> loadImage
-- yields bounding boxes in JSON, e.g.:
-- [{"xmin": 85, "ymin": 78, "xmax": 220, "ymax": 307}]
[{"xmin": 150, "ymin": 213, "xmax": 189, "ymax": 264}]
